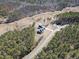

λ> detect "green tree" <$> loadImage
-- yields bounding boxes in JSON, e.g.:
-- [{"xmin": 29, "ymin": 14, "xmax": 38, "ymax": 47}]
[
  {"xmin": 0, "ymin": 25, "xmax": 35, "ymax": 59},
  {"xmin": 36, "ymin": 12, "xmax": 79, "ymax": 59}
]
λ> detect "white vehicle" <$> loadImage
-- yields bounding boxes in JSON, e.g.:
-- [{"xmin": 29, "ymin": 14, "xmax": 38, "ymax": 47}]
[{"xmin": 37, "ymin": 25, "xmax": 45, "ymax": 34}]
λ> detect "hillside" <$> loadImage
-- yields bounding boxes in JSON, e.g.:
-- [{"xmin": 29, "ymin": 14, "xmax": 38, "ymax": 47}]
[
  {"xmin": 36, "ymin": 24, "xmax": 79, "ymax": 59},
  {"xmin": 0, "ymin": 2, "xmax": 79, "ymax": 59},
  {"xmin": 0, "ymin": 0, "xmax": 79, "ymax": 21},
  {"xmin": 0, "ymin": 25, "xmax": 35, "ymax": 59},
  {"xmin": 35, "ymin": 12, "xmax": 79, "ymax": 59},
  {"xmin": 0, "ymin": 6, "xmax": 78, "ymax": 37},
  {"xmin": 22, "ymin": 7, "xmax": 79, "ymax": 59}
]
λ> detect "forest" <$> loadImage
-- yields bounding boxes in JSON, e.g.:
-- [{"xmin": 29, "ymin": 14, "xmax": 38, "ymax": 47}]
[
  {"xmin": 36, "ymin": 23, "xmax": 79, "ymax": 59},
  {"xmin": 35, "ymin": 12, "xmax": 79, "ymax": 59},
  {"xmin": 53, "ymin": 12, "xmax": 79, "ymax": 25},
  {"xmin": 0, "ymin": 25, "xmax": 35, "ymax": 59}
]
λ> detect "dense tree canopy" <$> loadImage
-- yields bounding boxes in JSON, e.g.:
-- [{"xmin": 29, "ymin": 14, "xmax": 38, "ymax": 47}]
[
  {"xmin": 36, "ymin": 23, "xmax": 79, "ymax": 59},
  {"xmin": 0, "ymin": 25, "xmax": 35, "ymax": 59},
  {"xmin": 36, "ymin": 12, "xmax": 79, "ymax": 59},
  {"xmin": 53, "ymin": 12, "xmax": 79, "ymax": 25}
]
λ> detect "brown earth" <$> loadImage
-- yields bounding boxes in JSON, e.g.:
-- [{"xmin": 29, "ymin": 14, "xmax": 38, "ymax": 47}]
[{"xmin": 0, "ymin": 6, "xmax": 79, "ymax": 36}]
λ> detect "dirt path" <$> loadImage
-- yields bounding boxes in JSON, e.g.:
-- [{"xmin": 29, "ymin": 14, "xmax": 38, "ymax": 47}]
[
  {"xmin": 22, "ymin": 6, "xmax": 79, "ymax": 59},
  {"xmin": 0, "ymin": 6, "xmax": 79, "ymax": 59},
  {"xmin": 23, "ymin": 24, "xmax": 68, "ymax": 59},
  {"xmin": 0, "ymin": 6, "xmax": 79, "ymax": 36},
  {"xmin": 0, "ymin": 17, "xmax": 33, "ymax": 36}
]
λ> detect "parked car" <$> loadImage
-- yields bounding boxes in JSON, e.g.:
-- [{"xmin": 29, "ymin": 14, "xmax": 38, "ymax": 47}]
[{"xmin": 37, "ymin": 25, "xmax": 45, "ymax": 34}]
